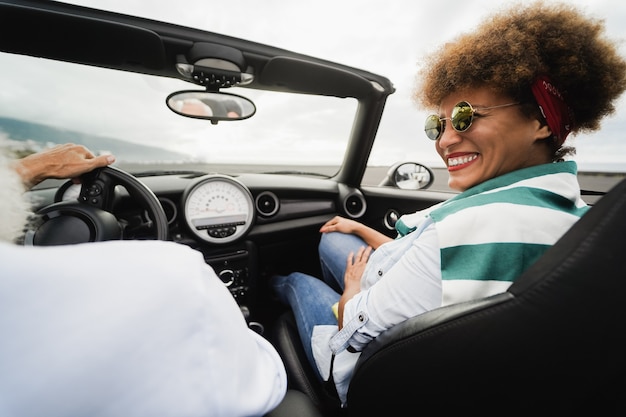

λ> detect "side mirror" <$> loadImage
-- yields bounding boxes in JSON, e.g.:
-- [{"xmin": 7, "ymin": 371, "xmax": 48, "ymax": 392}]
[
  {"xmin": 166, "ymin": 90, "xmax": 256, "ymax": 124},
  {"xmin": 378, "ymin": 162, "xmax": 434, "ymax": 190}
]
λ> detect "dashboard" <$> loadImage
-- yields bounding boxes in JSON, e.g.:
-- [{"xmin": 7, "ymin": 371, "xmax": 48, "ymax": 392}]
[{"xmin": 32, "ymin": 170, "xmax": 372, "ymax": 317}]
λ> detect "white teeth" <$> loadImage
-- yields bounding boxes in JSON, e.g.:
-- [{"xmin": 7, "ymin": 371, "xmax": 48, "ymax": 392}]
[{"xmin": 448, "ymin": 154, "xmax": 478, "ymax": 167}]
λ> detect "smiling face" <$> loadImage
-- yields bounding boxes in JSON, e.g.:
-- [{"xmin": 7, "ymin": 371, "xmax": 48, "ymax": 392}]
[{"xmin": 435, "ymin": 87, "xmax": 552, "ymax": 191}]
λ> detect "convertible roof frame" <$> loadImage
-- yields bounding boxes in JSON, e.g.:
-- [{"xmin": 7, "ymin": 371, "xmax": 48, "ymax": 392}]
[
  {"xmin": 0, "ymin": 0, "xmax": 395, "ymax": 99},
  {"xmin": 0, "ymin": 0, "xmax": 396, "ymax": 186}
]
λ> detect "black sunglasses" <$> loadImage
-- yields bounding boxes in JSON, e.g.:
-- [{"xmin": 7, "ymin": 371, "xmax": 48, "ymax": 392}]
[{"xmin": 424, "ymin": 101, "xmax": 520, "ymax": 141}]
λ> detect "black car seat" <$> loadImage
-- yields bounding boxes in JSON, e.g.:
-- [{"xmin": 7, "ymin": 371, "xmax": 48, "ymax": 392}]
[{"xmin": 272, "ymin": 176, "xmax": 626, "ymax": 416}]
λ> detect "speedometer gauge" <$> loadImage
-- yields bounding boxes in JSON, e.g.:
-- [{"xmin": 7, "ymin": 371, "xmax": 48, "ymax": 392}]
[{"xmin": 182, "ymin": 175, "xmax": 255, "ymax": 244}]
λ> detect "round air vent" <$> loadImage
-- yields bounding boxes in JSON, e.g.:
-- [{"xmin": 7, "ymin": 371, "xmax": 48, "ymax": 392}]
[
  {"xmin": 383, "ymin": 209, "xmax": 400, "ymax": 230},
  {"xmin": 344, "ymin": 193, "xmax": 366, "ymax": 218},
  {"xmin": 255, "ymin": 191, "xmax": 279, "ymax": 217}
]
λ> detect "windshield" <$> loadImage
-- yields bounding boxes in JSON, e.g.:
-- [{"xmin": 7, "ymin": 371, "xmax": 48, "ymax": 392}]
[{"xmin": 0, "ymin": 53, "xmax": 358, "ymax": 177}]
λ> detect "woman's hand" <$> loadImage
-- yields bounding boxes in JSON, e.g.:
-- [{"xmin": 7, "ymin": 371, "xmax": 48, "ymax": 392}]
[
  {"xmin": 320, "ymin": 216, "xmax": 362, "ymax": 234},
  {"xmin": 338, "ymin": 245, "xmax": 372, "ymax": 329}
]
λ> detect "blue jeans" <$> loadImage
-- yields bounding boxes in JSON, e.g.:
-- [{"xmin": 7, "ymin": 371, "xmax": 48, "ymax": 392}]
[
  {"xmin": 318, "ymin": 231, "xmax": 369, "ymax": 291},
  {"xmin": 271, "ymin": 232, "xmax": 368, "ymax": 379}
]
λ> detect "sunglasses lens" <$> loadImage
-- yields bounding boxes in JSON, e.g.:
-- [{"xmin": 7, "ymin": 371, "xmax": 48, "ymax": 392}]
[
  {"xmin": 424, "ymin": 114, "xmax": 442, "ymax": 140},
  {"xmin": 450, "ymin": 101, "xmax": 473, "ymax": 132}
]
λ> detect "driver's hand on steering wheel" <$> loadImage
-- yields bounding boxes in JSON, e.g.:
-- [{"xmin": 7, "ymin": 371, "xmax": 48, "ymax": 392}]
[{"xmin": 11, "ymin": 143, "xmax": 116, "ymax": 189}]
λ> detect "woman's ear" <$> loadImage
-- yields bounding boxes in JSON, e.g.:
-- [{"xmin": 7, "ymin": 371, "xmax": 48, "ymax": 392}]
[{"xmin": 534, "ymin": 122, "xmax": 553, "ymax": 142}]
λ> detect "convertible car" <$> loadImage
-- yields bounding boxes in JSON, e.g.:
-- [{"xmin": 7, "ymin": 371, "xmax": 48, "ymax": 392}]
[{"xmin": 1, "ymin": 1, "xmax": 625, "ymax": 416}]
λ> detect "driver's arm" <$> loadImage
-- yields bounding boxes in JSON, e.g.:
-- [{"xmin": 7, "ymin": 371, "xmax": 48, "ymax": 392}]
[{"xmin": 11, "ymin": 143, "xmax": 115, "ymax": 189}]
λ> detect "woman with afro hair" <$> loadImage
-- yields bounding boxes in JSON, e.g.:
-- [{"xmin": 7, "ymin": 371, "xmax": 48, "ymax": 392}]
[{"xmin": 271, "ymin": 1, "xmax": 626, "ymax": 407}]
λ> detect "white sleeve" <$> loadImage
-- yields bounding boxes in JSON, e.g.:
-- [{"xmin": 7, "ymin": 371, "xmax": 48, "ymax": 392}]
[
  {"xmin": 0, "ymin": 240, "xmax": 286, "ymax": 417},
  {"xmin": 341, "ymin": 222, "xmax": 442, "ymax": 350}
]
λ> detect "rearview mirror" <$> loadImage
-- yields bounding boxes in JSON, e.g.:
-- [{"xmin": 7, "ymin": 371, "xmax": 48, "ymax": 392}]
[
  {"xmin": 378, "ymin": 162, "xmax": 434, "ymax": 190},
  {"xmin": 166, "ymin": 90, "xmax": 256, "ymax": 124}
]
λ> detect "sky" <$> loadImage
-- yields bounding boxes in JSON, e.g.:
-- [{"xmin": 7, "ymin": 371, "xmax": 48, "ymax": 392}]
[{"xmin": 22, "ymin": 0, "xmax": 626, "ymax": 169}]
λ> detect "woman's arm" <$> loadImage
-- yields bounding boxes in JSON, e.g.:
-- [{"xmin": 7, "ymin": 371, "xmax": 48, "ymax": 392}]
[
  {"xmin": 320, "ymin": 216, "xmax": 392, "ymax": 250},
  {"xmin": 337, "ymin": 223, "xmax": 442, "ymax": 345}
]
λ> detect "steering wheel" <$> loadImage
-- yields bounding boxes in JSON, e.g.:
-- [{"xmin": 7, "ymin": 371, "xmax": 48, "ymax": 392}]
[{"xmin": 27, "ymin": 166, "xmax": 169, "ymax": 245}]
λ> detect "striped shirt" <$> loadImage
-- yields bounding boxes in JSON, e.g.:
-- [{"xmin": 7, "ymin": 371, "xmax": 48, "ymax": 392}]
[{"xmin": 396, "ymin": 161, "xmax": 588, "ymax": 305}]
